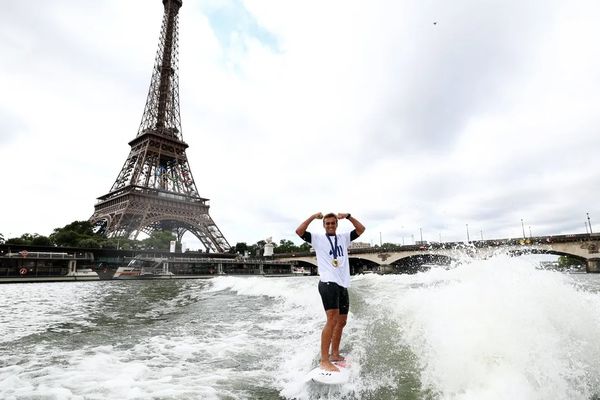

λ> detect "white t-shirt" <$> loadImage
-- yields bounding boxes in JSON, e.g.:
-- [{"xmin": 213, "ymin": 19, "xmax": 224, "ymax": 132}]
[{"xmin": 308, "ymin": 231, "xmax": 352, "ymax": 288}]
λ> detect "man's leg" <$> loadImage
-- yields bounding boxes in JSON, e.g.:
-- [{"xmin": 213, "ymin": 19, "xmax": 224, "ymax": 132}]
[
  {"xmin": 320, "ymin": 309, "xmax": 340, "ymax": 372},
  {"xmin": 330, "ymin": 286, "xmax": 349, "ymax": 361},
  {"xmin": 330, "ymin": 313, "xmax": 347, "ymax": 361}
]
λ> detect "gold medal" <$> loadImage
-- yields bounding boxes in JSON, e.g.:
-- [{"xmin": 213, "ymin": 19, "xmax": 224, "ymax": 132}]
[{"xmin": 327, "ymin": 235, "xmax": 340, "ymax": 267}]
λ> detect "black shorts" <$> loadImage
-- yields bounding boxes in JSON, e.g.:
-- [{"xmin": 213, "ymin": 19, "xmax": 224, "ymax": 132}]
[{"xmin": 318, "ymin": 281, "xmax": 349, "ymax": 315}]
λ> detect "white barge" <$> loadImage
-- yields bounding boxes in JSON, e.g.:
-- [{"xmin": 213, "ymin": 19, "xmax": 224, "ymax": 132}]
[{"xmin": 0, "ymin": 251, "xmax": 99, "ymax": 283}]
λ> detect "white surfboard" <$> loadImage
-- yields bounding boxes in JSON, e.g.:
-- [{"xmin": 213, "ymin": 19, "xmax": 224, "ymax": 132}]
[{"xmin": 308, "ymin": 360, "xmax": 351, "ymax": 385}]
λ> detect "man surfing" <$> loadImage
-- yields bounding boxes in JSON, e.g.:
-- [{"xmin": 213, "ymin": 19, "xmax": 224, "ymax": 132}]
[{"xmin": 296, "ymin": 212, "xmax": 366, "ymax": 372}]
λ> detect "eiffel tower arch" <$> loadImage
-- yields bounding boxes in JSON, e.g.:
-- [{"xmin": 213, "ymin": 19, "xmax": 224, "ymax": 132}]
[{"xmin": 90, "ymin": 0, "xmax": 230, "ymax": 253}]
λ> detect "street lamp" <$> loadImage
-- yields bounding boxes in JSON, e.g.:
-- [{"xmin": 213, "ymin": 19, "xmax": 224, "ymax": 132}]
[
  {"xmin": 521, "ymin": 219, "xmax": 526, "ymax": 239},
  {"xmin": 587, "ymin": 213, "xmax": 593, "ymax": 234},
  {"xmin": 466, "ymin": 224, "xmax": 470, "ymax": 243}
]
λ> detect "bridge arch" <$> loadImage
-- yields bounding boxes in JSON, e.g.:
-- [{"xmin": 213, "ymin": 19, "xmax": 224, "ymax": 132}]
[
  {"xmin": 349, "ymin": 257, "xmax": 380, "ymax": 274},
  {"xmin": 505, "ymin": 248, "xmax": 588, "ymax": 267},
  {"xmin": 386, "ymin": 254, "xmax": 455, "ymax": 274}
]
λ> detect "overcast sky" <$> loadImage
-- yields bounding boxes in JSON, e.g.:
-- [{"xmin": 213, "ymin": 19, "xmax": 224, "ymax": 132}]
[{"xmin": 1, "ymin": 0, "xmax": 600, "ymax": 249}]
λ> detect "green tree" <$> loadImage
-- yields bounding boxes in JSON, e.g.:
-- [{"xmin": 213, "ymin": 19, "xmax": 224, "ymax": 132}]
[
  {"xmin": 247, "ymin": 240, "xmax": 267, "ymax": 257},
  {"xmin": 114, "ymin": 240, "xmax": 135, "ymax": 250},
  {"xmin": 4, "ymin": 233, "xmax": 51, "ymax": 246},
  {"xmin": 254, "ymin": 240, "xmax": 267, "ymax": 256},
  {"xmin": 31, "ymin": 234, "xmax": 52, "ymax": 246},
  {"xmin": 557, "ymin": 255, "xmax": 585, "ymax": 269},
  {"xmin": 274, "ymin": 239, "xmax": 301, "ymax": 254},
  {"xmin": 101, "ymin": 236, "xmax": 138, "ymax": 250},
  {"xmin": 50, "ymin": 229, "xmax": 80, "ymax": 247},
  {"xmin": 5, "ymin": 236, "xmax": 28, "ymax": 245},
  {"xmin": 235, "ymin": 242, "xmax": 248, "ymax": 254},
  {"xmin": 299, "ymin": 242, "xmax": 312, "ymax": 252},
  {"xmin": 78, "ymin": 238, "xmax": 102, "ymax": 248},
  {"xmin": 50, "ymin": 220, "xmax": 100, "ymax": 247},
  {"xmin": 141, "ymin": 230, "xmax": 176, "ymax": 250}
]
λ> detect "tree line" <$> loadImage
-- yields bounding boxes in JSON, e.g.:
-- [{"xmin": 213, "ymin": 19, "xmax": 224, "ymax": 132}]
[
  {"xmin": 0, "ymin": 221, "xmax": 308, "ymax": 255},
  {"xmin": 233, "ymin": 239, "xmax": 311, "ymax": 256},
  {"xmin": 0, "ymin": 221, "xmax": 178, "ymax": 251}
]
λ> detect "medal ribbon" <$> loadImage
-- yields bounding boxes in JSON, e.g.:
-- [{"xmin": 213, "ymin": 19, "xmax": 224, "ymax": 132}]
[{"xmin": 326, "ymin": 234, "xmax": 339, "ymax": 263}]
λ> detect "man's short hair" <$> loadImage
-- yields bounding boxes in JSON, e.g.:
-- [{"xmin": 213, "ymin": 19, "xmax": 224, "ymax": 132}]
[{"xmin": 323, "ymin": 213, "xmax": 337, "ymax": 220}]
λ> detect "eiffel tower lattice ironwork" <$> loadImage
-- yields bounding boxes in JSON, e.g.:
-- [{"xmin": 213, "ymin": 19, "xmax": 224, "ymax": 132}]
[{"xmin": 90, "ymin": 0, "xmax": 230, "ymax": 252}]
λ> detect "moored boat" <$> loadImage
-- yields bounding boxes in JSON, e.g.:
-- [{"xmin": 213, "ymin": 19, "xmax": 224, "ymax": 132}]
[
  {"xmin": 113, "ymin": 258, "xmax": 175, "ymax": 279},
  {"xmin": 0, "ymin": 251, "xmax": 99, "ymax": 283},
  {"xmin": 291, "ymin": 266, "xmax": 311, "ymax": 276}
]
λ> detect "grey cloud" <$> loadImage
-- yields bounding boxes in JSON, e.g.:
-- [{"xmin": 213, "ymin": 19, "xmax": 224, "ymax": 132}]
[
  {"xmin": 1, "ymin": 2, "xmax": 148, "ymax": 95},
  {"xmin": 360, "ymin": 1, "xmax": 554, "ymax": 159},
  {"xmin": 256, "ymin": 206, "xmax": 298, "ymax": 227},
  {"xmin": 363, "ymin": 209, "xmax": 399, "ymax": 224}
]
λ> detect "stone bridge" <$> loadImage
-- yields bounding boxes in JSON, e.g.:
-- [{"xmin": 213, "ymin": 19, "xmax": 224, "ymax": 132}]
[{"xmin": 277, "ymin": 233, "xmax": 600, "ymax": 273}]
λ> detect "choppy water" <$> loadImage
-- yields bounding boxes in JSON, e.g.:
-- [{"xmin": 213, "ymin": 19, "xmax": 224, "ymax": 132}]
[{"xmin": 1, "ymin": 254, "xmax": 600, "ymax": 400}]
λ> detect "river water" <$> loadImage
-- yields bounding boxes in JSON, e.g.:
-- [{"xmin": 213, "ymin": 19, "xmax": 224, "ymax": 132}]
[{"xmin": 1, "ymin": 254, "xmax": 600, "ymax": 400}]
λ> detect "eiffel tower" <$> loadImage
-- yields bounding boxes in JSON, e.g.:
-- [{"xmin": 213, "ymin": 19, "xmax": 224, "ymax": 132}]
[{"xmin": 90, "ymin": 0, "xmax": 230, "ymax": 253}]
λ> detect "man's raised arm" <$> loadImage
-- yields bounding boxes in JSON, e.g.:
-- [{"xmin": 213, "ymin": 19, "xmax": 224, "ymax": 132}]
[
  {"xmin": 338, "ymin": 213, "xmax": 366, "ymax": 236},
  {"xmin": 296, "ymin": 212, "xmax": 323, "ymax": 237}
]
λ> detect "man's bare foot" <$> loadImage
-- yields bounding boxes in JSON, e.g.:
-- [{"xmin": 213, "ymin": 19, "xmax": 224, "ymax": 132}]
[
  {"xmin": 320, "ymin": 360, "xmax": 340, "ymax": 372},
  {"xmin": 330, "ymin": 354, "xmax": 346, "ymax": 362}
]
